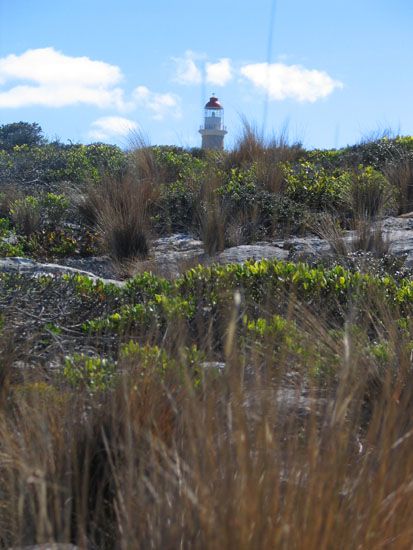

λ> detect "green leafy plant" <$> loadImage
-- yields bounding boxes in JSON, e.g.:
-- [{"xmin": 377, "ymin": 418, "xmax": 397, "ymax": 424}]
[
  {"xmin": 0, "ymin": 216, "xmax": 26, "ymax": 257},
  {"xmin": 40, "ymin": 192, "xmax": 69, "ymax": 227},
  {"xmin": 64, "ymin": 353, "xmax": 116, "ymax": 390},
  {"xmin": 283, "ymin": 161, "xmax": 352, "ymax": 211}
]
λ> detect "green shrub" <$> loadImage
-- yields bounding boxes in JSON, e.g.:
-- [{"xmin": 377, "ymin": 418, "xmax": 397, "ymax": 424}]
[
  {"xmin": 64, "ymin": 353, "xmax": 116, "ymax": 390},
  {"xmin": 150, "ymin": 147, "xmax": 207, "ymax": 233},
  {"xmin": 283, "ymin": 161, "xmax": 351, "ymax": 211},
  {"xmin": 0, "ymin": 142, "xmax": 126, "ymax": 188},
  {"xmin": 152, "ymin": 146, "xmax": 207, "ymax": 184},
  {"xmin": 0, "ymin": 218, "xmax": 25, "ymax": 257},
  {"xmin": 40, "ymin": 192, "xmax": 69, "ymax": 227},
  {"xmin": 120, "ymin": 341, "xmax": 207, "ymax": 387},
  {"xmin": 26, "ymin": 229, "xmax": 77, "ymax": 257},
  {"xmin": 156, "ymin": 179, "xmax": 200, "ymax": 232},
  {"xmin": 216, "ymin": 166, "xmax": 288, "ymax": 240},
  {"xmin": 120, "ymin": 342, "xmax": 170, "ymax": 373},
  {"xmin": 342, "ymin": 137, "xmax": 413, "ymax": 170},
  {"xmin": 242, "ymin": 313, "xmax": 339, "ymax": 379}
]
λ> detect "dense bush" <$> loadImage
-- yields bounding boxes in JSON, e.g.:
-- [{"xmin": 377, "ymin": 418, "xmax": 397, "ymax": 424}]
[
  {"xmin": 0, "ymin": 218, "xmax": 25, "ymax": 256},
  {"xmin": 0, "ymin": 142, "xmax": 126, "ymax": 188},
  {"xmin": 342, "ymin": 136, "xmax": 413, "ymax": 170},
  {"xmin": 0, "ymin": 122, "xmax": 46, "ymax": 150},
  {"xmin": 283, "ymin": 161, "xmax": 352, "ymax": 211}
]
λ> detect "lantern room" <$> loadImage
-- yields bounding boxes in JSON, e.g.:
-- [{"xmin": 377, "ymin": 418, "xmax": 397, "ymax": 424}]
[{"xmin": 199, "ymin": 95, "xmax": 227, "ymax": 150}]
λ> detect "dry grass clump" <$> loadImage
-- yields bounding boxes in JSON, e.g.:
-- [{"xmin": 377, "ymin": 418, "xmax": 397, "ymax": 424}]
[
  {"xmin": 1, "ymin": 296, "xmax": 413, "ymax": 548},
  {"xmin": 312, "ymin": 213, "xmax": 391, "ymax": 259},
  {"xmin": 346, "ymin": 168, "xmax": 395, "ymax": 220},
  {"xmin": 194, "ymin": 122, "xmax": 305, "ymax": 252},
  {"xmin": 196, "ymin": 169, "xmax": 228, "ymax": 254},
  {"xmin": 199, "ymin": 200, "xmax": 227, "ymax": 255},
  {"xmin": 225, "ymin": 120, "xmax": 303, "ymax": 196},
  {"xmin": 351, "ymin": 218, "xmax": 391, "ymax": 256},
  {"xmin": 127, "ymin": 131, "xmax": 160, "ymax": 185},
  {"xmin": 228, "ymin": 119, "xmax": 303, "ymax": 169},
  {"xmin": 75, "ymin": 173, "xmax": 157, "ymax": 262},
  {"xmin": 73, "ymin": 134, "xmax": 163, "ymax": 264},
  {"xmin": 385, "ymin": 156, "xmax": 413, "ymax": 214},
  {"xmin": 9, "ymin": 195, "xmax": 42, "ymax": 237}
]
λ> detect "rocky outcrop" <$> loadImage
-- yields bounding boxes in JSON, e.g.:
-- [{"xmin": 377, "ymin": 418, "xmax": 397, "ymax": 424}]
[
  {"xmin": 3, "ymin": 217, "xmax": 413, "ymax": 282},
  {"xmin": 0, "ymin": 257, "xmax": 123, "ymax": 286},
  {"xmin": 216, "ymin": 243, "xmax": 289, "ymax": 264}
]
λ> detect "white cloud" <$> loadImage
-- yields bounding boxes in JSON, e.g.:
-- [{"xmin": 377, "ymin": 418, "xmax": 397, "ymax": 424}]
[
  {"xmin": 88, "ymin": 116, "xmax": 138, "ymax": 141},
  {"xmin": 172, "ymin": 52, "xmax": 233, "ymax": 87},
  {"xmin": 172, "ymin": 50, "xmax": 203, "ymax": 85},
  {"xmin": 240, "ymin": 62, "xmax": 343, "ymax": 102},
  {"xmin": 0, "ymin": 47, "xmax": 129, "ymax": 110},
  {"xmin": 206, "ymin": 58, "xmax": 233, "ymax": 86},
  {"xmin": 133, "ymin": 86, "xmax": 181, "ymax": 120}
]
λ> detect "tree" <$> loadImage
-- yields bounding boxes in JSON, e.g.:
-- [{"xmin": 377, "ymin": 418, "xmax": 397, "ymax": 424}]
[{"xmin": 0, "ymin": 122, "xmax": 46, "ymax": 150}]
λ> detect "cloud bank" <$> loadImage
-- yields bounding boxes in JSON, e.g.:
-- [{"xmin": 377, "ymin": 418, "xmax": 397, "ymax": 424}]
[
  {"xmin": 0, "ymin": 47, "xmax": 181, "ymax": 121},
  {"xmin": 88, "ymin": 116, "xmax": 138, "ymax": 141},
  {"xmin": 0, "ymin": 47, "xmax": 343, "ymax": 134},
  {"xmin": 171, "ymin": 51, "xmax": 342, "ymax": 102},
  {"xmin": 0, "ymin": 47, "xmax": 128, "ymax": 109},
  {"xmin": 240, "ymin": 62, "xmax": 343, "ymax": 102}
]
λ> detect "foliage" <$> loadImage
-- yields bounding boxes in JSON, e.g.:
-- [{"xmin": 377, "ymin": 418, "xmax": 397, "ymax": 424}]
[
  {"xmin": 69, "ymin": 257, "xmax": 413, "ymax": 366},
  {"xmin": 120, "ymin": 341, "xmax": 207, "ymax": 386},
  {"xmin": 58, "ymin": 143, "xmax": 126, "ymax": 184},
  {"xmin": 215, "ymin": 166, "xmax": 300, "ymax": 240},
  {"xmin": 10, "ymin": 191, "xmax": 69, "ymax": 231},
  {"xmin": 283, "ymin": 161, "xmax": 352, "ymax": 210},
  {"xmin": 151, "ymin": 147, "xmax": 207, "ymax": 232},
  {"xmin": 0, "ymin": 217, "xmax": 25, "ymax": 256},
  {"xmin": 120, "ymin": 341, "xmax": 170, "ymax": 373},
  {"xmin": 342, "ymin": 136, "xmax": 413, "ymax": 170},
  {"xmin": 242, "ymin": 313, "xmax": 338, "ymax": 379},
  {"xmin": 151, "ymin": 146, "xmax": 207, "ymax": 184},
  {"xmin": 0, "ymin": 142, "xmax": 126, "ymax": 187},
  {"xmin": 0, "ymin": 122, "xmax": 46, "ymax": 150},
  {"xmin": 39, "ymin": 192, "xmax": 69, "ymax": 227},
  {"xmin": 155, "ymin": 179, "xmax": 201, "ymax": 232},
  {"xmin": 303, "ymin": 148, "xmax": 343, "ymax": 169},
  {"xmin": 26, "ymin": 229, "xmax": 77, "ymax": 257},
  {"xmin": 64, "ymin": 353, "xmax": 116, "ymax": 391}
]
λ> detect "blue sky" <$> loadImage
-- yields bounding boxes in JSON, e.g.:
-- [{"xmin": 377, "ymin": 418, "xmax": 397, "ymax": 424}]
[{"xmin": 0, "ymin": 0, "xmax": 412, "ymax": 149}]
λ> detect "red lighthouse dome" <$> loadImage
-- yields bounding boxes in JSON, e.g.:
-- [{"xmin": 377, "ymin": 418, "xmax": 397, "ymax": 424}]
[{"xmin": 204, "ymin": 96, "xmax": 223, "ymax": 109}]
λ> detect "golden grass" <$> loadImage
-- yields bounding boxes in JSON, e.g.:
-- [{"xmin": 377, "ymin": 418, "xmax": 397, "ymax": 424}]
[{"xmin": 1, "ymin": 300, "xmax": 413, "ymax": 548}]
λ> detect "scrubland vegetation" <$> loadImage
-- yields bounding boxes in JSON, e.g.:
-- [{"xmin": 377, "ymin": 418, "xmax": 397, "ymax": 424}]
[{"xmin": 1, "ymin": 121, "xmax": 413, "ymax": 547}]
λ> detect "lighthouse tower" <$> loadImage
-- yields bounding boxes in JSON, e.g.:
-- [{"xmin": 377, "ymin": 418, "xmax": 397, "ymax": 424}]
[{"xmin": 199, "ymin": 95, "xmax": 227, "ymax": 150}]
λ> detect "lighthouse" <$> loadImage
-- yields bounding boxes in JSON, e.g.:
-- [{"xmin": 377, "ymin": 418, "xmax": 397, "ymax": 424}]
[{"xmin": 199, "ymin": 95, "xmax": 227, "ymax": 150}]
